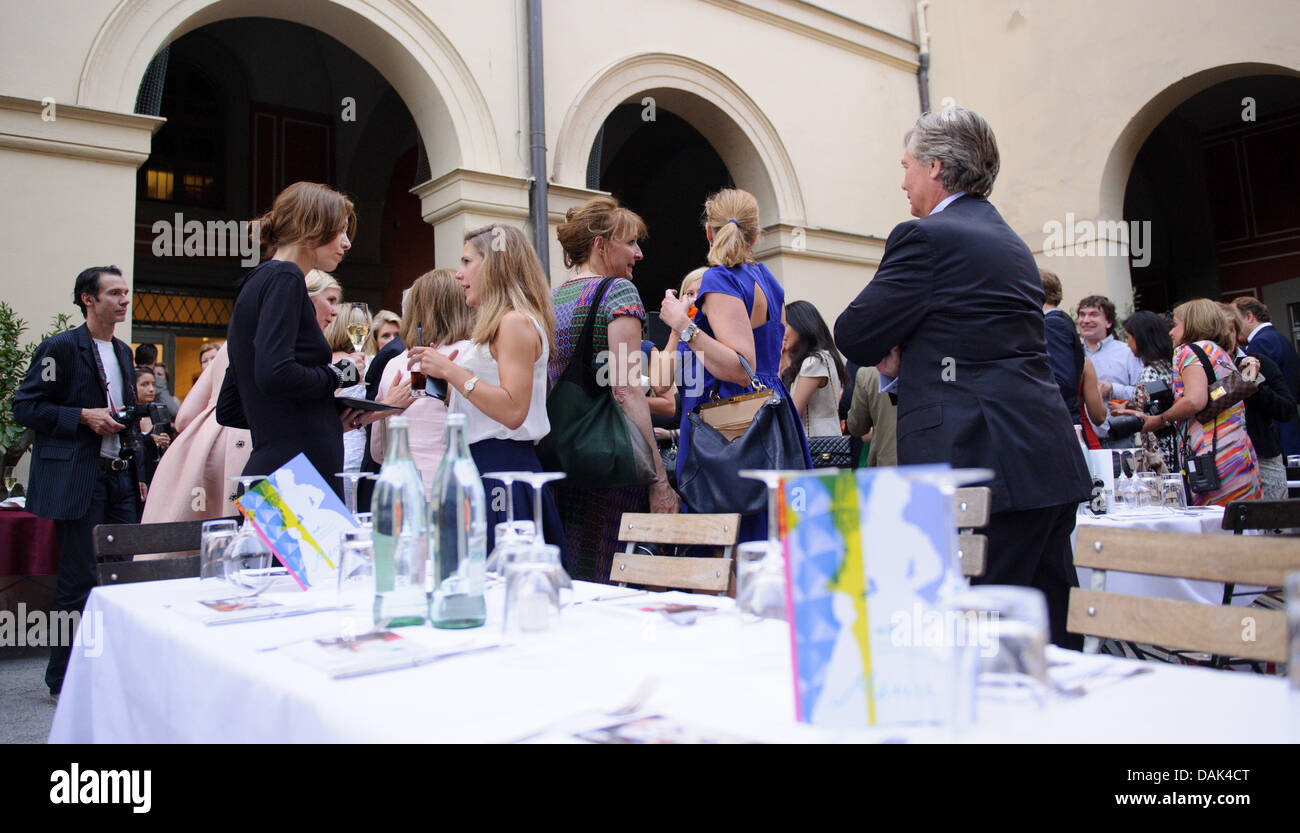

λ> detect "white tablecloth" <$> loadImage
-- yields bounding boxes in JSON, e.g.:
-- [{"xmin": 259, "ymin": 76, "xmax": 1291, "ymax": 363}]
[
  {"xmin": 48, "ymin": 577, "xmax": 1296, "ymax": 744},
  {"xmin": 1072, "ymin": 505, "xmax": 1267, "ymax": 605}
]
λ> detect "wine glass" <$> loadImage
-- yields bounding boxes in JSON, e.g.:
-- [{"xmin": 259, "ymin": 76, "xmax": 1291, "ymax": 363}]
[
  {"xmin": 228, "ymin": 475, "xmax": 279, "ymax": 595},
  {"xmin": 737, "ymin": 469, "xmax": 799, "ymax": 621},
  {"xmin": 481, "ymin": 471, "xmax": 534, "ymax": 579},
  {"xmin": 335, "ymin": 471, "xmax": 376, "ymax": 520},
  {"xmin": 2, "ymin": 466, "xmax": 15, "ymax": 499},
  {"xmin": 345, "ymin": 302, "xmax": 371, "ymax": 353},
  {"xmin": 515, "ymin": 472, "xmax": 571, "ymax": 595}
]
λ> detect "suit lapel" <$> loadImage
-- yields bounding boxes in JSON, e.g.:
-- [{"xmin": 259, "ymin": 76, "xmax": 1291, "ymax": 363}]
[
  {"xmin": 114, "ymin": 339, "xmax": 137, "ymax": 406},
  {"xmin": 75, "ymin": 325, "xmax": 109, "ymax": 408}
]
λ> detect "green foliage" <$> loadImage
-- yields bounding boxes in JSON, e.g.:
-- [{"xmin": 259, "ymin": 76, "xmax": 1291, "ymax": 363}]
[{"xmin": 0, "ymin": 305, "xmax": 77, "ymax": 462}]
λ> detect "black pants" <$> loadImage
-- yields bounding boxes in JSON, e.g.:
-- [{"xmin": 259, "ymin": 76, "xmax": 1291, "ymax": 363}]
[
  {"xmin": 976, "ymin": 501, "xmax": 1083, "ymax": 650},
  {"xmin": 45, "ymin": 466, "xmax": 139, "ymax": 693},
  {"xmin": 468, "ymin": 439, "xmax": 569, "ymax": 571}
]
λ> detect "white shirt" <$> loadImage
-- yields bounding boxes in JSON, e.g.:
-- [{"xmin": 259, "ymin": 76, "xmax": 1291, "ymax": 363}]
[
  {"xmin": 1246, "ymin": 321, "xmax": 1273, "ymax": 343},
  {"xmin": 94, "ymin": 338, "xmax": 123, "ymax": 459},
  {"xmin": 449, "ymin": 315, "xmax": 551, "ymax": 445}
]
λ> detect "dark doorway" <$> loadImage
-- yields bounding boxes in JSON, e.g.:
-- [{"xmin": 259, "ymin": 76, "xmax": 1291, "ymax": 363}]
[
  {"xmin": 1125, "ymin": 74, "xmax": 1300, "ymax": 331},
  {"xmin": 593, "ymin": 103, "xmax": 733, "ymax": 345}
]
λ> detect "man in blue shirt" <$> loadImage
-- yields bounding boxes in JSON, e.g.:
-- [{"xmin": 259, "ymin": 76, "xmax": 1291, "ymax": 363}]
[{"xmin": 1077, "ymin": 294, "xmax": 1143, "ymax": 447}]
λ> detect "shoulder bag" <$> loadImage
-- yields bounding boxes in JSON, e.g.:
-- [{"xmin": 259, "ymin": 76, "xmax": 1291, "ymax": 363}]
[
  {"xmin": 679, "ymin": 354, "xmax": 808, "ymax": 514},
  {"xmin": 537, "ymin": 277, "xmax": 659, "ymax": 487},
  {"xmin": 1186, "ymin": 342, "xmax": 1257, "ymax": 422}
]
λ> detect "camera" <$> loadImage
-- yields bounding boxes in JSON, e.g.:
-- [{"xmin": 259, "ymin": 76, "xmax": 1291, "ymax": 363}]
[
  {"xmin": 1142, "ymin": 378, "xmax": 1174, "ymax": 416},
  {"xmin": 112, "ymin": 402, "xmax": 171, "ymax": 459}
]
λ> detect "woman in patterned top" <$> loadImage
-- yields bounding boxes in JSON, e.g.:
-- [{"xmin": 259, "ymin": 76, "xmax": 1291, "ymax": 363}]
[
  {"xmin": 549, "ymin": 196, "xmax": 678, "ymax": 582},
  {"xmin": 1111, "ymin": 311, "xmax": 1178, "ymax": 472},
  {"xmin": 1140, "ymin": 299, "xmax": 1260, "ymax": 506}
]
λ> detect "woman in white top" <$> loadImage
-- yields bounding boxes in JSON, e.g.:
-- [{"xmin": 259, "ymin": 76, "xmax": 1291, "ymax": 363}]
[
  {"xmin": 781, "ymin": 300, "xmax": 846, "ymax": 437},
  {"xmin": 408, "ymin": 224, "xmax": 568, "ymax": 561},
  {"xmin": 372, "ymin": 269, "xmax": 469, "ymax": 492}
]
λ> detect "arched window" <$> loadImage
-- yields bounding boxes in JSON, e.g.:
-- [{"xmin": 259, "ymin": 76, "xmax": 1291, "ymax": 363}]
[{"xmin": 138, "ymin": 63, "xmax": 224, "ymax": 207}]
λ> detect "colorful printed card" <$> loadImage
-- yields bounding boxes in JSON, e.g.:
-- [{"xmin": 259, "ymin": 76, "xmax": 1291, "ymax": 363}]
[
  {"xmin": 782, "ymin": 466, "xmax": 964, "ymax": 727},
  {"xmin": 235, "ymin": 453, "xmax": 356, "ymax": 590}
]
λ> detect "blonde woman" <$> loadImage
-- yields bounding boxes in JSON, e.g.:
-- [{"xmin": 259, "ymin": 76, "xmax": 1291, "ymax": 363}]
[
  {"xmin": 1140, "ymin": 298, "xmax": 1260, "ymax": 506},
  {"xmin": 658, "ymin": 188, "xmax": 811, "ymax": 543},
  {"xmin": 408, "ymin": 225, "xmax": 568, "ymax": 561},
  {"xmin": 373, "ymin": 270, "xmax": 468, "ymax": 492},
  {"xmin": 364, "ymin": 308, "xmax": 401, "ymax": 356}
]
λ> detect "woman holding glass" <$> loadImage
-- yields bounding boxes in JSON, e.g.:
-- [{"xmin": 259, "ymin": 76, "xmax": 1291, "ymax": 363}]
[
  {"xmin": 216, "ymin": 182, "xmax": 393, "ymax": 501},
  {"xmin": 1109, "ymin": 310, "xmax": 1178, "ymax": 472},
  {"xmin": 658, "ymin": 188, "xmax": 810, "ymax": 543},
  {"xmin": 1138, "ymin": 298, "xmax": 1261, "ymax": 506},
  {"xmin": 373, "ymin": 269, "xmax": 469, "ymax": 492},
  {"xmin": 407, "ymin": 224, "xmax": 568, "ymax": 562}
]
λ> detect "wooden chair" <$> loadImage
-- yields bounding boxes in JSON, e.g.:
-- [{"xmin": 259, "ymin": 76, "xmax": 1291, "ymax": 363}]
[
  {"xmin": 609, "ymin": 513, "xmax": 740, "ymax": 594},
  {"xmin": 954, "ymin": 487, "xmax": 990, "ymax": 579},
  {"xmin": 1068, "ymin": 526, "xmax": 1300, "ymax": 666},
  {"xmin": 93, "ymin": 517, "xmax": 238, "ymax": 585}
]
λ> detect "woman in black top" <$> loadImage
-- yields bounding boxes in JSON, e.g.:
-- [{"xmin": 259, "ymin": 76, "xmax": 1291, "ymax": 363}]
[{"xmin": 216, "ymin": 182, "xmax": 397, "ymax": 499}]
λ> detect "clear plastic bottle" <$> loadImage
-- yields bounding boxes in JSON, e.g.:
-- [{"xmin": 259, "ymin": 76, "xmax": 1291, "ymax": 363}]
[
  {"xmin": 429, "ymin": 413, "xmax": 487, "ymax": 629},
  {"xmin": 371, "ymin": 415, "xmax": 429, "ymax": 627}
]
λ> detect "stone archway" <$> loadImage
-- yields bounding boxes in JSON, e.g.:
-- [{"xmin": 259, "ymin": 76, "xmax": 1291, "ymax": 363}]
[
  {"xmin": 552, "ymin": 52, "xmax": 806, "ymax": 228},
  {"xmin": 1098, "ymin": 61, "xmax": 1300, "ymax": 305},
  {"xmin": 76, "ymin": 0, "xmax": 498, "ymax": 178}
]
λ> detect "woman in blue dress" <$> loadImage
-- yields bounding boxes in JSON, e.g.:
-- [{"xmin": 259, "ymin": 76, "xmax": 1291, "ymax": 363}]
[{"xmin": 658, "ymin": 188, "xmax": 810, "ymax": 543}]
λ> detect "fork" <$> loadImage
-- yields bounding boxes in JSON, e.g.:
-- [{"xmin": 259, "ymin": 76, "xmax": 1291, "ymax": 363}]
[{"xmin": 505, "ymin": 676, "xmax": 660, "ymax": 743}]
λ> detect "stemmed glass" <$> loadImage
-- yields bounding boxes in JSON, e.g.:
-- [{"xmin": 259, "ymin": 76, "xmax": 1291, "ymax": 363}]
[
  {"xmin": 481, "ymin": 471, "xmax": 536, "ymax": 580},
  {"xmin": 2, "ymin": 466, "xmax": 16, "ymax": 499},
  {"xmin": 344, "ymin": 302, "xmax": 371, "ymax": 353},
  {"xmin": 335, "ymin": 471, "xmax": 377, "ymax": 520},
  {"xmin": 737, "ymin": 470, "xmax": 796, "ymax": 620},
  {"xmin": 515, "ymin": 472, "xmax": 571, "ymax": 597},
  {"xmin": 227, "ymin": 475, "xmax": 279, "ymax": 596}
]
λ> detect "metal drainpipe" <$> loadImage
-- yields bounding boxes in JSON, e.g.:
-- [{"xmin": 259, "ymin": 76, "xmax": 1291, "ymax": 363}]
[
  {"xmin": 915, "ymin": 0, "xmax": 932, "ymax": 114},
  {"xmin": 527, "ymin": 0, "xmax": 549, "ymax": 273}
]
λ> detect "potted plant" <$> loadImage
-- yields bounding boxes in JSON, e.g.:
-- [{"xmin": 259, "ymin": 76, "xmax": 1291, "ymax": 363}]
[{"xmin": 0, "ymin": 302, "xmax": 76, "ymax": 469}]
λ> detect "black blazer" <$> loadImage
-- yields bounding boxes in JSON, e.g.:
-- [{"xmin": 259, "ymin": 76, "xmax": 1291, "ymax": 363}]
[
  {"xmin": 12, "ymin": 324, "xmax": 144, "ymax": 520},
  {"xmin": 1244, "ymin": 324, "xmax": 1300, "ymax": 456},
  {"xmin": 1241, "ymin": 351, "xmax": 1295, "ymax": 460},
  {"xmin": 833, "ymin": 195, "xmax": 1092, "ymax": 514},
  {"xmin": 216, "ymin": 260, "xmax": 344, "ymax": 497},
  {"xmin": 1044, "ymin": 309, "xmax": 1083, "ymax": 423}
]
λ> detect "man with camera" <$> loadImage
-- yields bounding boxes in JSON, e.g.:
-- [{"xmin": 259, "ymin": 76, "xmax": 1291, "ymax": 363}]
[{"xmin": 12, "ymin": 265, "xmax": 146, "ymax": 698}]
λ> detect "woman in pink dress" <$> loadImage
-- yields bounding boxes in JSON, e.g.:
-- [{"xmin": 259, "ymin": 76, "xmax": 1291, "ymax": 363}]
[
  {"xmin": 372, "ymin": 269, "xmax": 472, "ymax": 491},
  {"xmin": 137, "ymin": 342, "xmax": 253, "ymax": 556}
]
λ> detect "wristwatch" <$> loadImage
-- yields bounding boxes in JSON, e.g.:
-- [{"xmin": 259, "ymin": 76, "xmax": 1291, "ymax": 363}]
[
  {"xmin": 463, "ymin": 375, "xmax": 480, "ymax": 395},
  {"xmin": 680, "ymin": 323, "xmax": 700, "ymax": 345}
]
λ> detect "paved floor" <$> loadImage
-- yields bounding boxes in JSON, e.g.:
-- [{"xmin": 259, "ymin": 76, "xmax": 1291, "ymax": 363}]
[{"xmin": 0, "ymin": 649, "xmax": 56, "ymax": 743}]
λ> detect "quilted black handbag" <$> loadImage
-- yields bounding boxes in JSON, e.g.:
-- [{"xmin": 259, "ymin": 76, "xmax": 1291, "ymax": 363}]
[{"xmin": 807, "ymin": 435, "xmax": 851, "ymax": 468}]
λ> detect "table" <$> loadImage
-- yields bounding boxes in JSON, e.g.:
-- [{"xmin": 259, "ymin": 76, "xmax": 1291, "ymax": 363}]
[
  {"xmin": 0, "ymin": 509, "xmax": 59, "ymax": 576},
  {"xmin": 1073, "ymin": 505, "xmax": 1267, "ymax": 606},
  {"xmin": 48, "ymin": 578, "xmax": 1297, "ymax": 744}
]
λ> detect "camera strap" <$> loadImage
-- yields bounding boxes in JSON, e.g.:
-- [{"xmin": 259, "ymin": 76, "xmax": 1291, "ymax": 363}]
[{"xmin": 88, "ymin": 335, "xmax": 133, "ymax": 411}]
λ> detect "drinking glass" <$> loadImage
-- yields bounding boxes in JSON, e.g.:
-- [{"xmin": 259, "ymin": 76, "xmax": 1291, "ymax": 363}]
[
  {"xmin": 337, "ymin": 530, "xmax": 374, "ymax": 609},
  {"xmin": 227, "ymin": 475, "xmax": 279, "ymax": 595},
  {"xmin": 481, "ymin": 471, "xmax": 526, "ymax": 578},
  {"xmin": 738, "ymin": 470, "xmax": 797, "ymax": 622},
  {"xmin": 502, "ymin": 545, "xmax": 561, "ymax": 643},
  {"xmin": 199, "ymin": 519, "xmax": 239, "ymax": 600},
  {"xmin": 335, "ymin": 471, "xmax": 376, "ymax": 520},
  {"xmin": 1160, "ymin": 474, "xmax": 1187, "ymax": 510},
  {"xmin": 344, "ymin": 302, "xmax": 371, "ymax": 353},
  {"xmin": 2, "ymin": 466, "xmax": 15, "ymax": 499},
  {"xmin": 355, "ymin": 512, "xmax": 373, "ymax": 529},
  {"xmin": 1136, "ymin": 472, "xmax": 1160, "ymax": 508},
  {"xmin": 943, "ymin": 585, "xmax": 1050, "ymax": 716},
  {"xmin": 487, "ymin": 521, "xmax": 536, "ymax": 579},
  {"xmin": 515, "ymin": 472, "xmax": 570, "ymax": 593}
]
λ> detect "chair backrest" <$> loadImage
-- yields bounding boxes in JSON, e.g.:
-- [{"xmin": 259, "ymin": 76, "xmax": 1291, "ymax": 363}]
[
  {"xmin": 1068, "ymin": 526, "xmax": 1300, "ymax": 663},
  {"xmin": 92, "ymin": 517, "xmax": 238, "ymax": 585},
  {"xmin": 612, "ymin": 513, "xmax": 740, "ymax": 593},
  {"xmin": 954, "ymin": 487, "xmax": 991, "ymax": 578},
  {"xmin": 1221, "ymin": 499, "xmax": 1300, "ymax": 534}
]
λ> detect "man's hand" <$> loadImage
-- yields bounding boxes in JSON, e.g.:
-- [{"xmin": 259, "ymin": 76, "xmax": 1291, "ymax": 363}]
[
  {"xmin": 79, "ymin": 408, "xmax": 124, "ymax": 436},
  {"xmin": 1099, "ymin": 380, "xmax": 1113, "ymax": 400},
  {"xmin": 151, "ymin": 432, "xmax": 171, "ymax": 452},
  {"xmin": 139, "ymin": 483, "xmax": 148, "ymax": 503},
  {"xmin": 876, "ymin": 346, "xmax": 902, "ymax": 378}
]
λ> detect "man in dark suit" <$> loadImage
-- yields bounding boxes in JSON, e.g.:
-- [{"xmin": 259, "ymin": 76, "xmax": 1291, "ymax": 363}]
[
  {"xmin": 13, "ymin": 266, "xmax": 145, "ymax": 697},
  {"xmin": 1233, "ymin": 296, "xmax": 1300, "ymax": 459},
  {"xmin": 1040, "ymin": 269, "xmax": 1085, "ymax": 425},
  {"xmin": 834, "ymin": 108, "xmax": 1092, "ymax": 648},
  {"xmin": 356, "ymin": 331, "xmax": 405, "ymax": 512}
]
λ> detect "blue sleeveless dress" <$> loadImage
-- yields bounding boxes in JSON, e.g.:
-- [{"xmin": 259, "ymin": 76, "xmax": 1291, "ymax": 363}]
[{"xmin": 676, "ymin": 262, "xmax": 811, "ymax": 543}]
